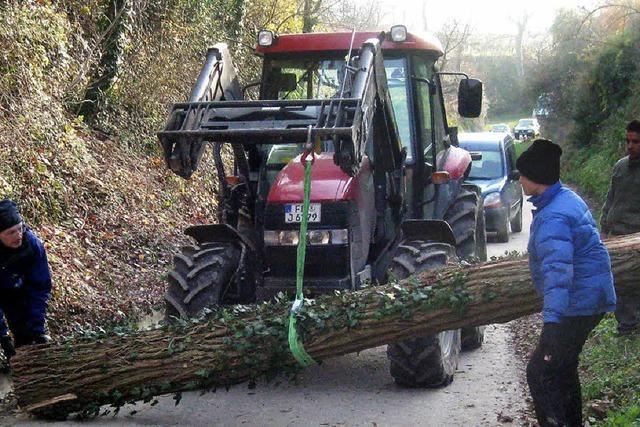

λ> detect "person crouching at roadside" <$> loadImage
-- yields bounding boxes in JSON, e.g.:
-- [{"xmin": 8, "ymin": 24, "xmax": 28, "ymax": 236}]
[{"xmin": 0, "ymin": 199, "xmax": 52, "ymax": 370}]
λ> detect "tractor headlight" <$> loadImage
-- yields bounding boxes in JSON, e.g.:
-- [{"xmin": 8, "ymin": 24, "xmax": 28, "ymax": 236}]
[
  {"xmin": 258, "ymin": 30, "xmax": 275, "ymax": 47},
  {"xmin": 264, "ymin": 229, "xmax": 348, "ymax": 246},
  {"xmin": 279, "ymin": 230, "xmax": 299, "ymax": 246},
  {"xmin": 308, "ymin": 230, "xmax": 331, "ymax": 245},
  {"xmin": 484, "ymin": 192, "xmax": 503, "ymax": 208},
  {"xmin": 264, "ymin": 230, "xmax": 280, "ymax": 246},
  {"xmin": 330, "ymin": 229, "xmax": 349, "ymax": 244},
  {"xmin": 390, "ymin": 25, "xmax": 407, "ymax": 42}
]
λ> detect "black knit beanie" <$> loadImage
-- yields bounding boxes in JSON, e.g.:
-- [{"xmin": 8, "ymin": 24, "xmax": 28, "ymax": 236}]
[
  {"xmin": 516, "ymin": 139, "xmax": 562, "ymax": 185},
  {"xmin": 0, "ymin": 199, "xmax": 23, "ymax": 232}
]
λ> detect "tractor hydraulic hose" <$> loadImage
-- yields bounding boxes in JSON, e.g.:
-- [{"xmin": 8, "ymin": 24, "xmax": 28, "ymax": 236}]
[{"xmin": 287, "ymin": 133, "xmax": 318, "ymax": 367}]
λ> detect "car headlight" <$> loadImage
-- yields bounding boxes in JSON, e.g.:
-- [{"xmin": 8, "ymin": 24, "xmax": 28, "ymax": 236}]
[{"xmin": 484, "ymin": 192, "xmax": 503, "ymax": 208}]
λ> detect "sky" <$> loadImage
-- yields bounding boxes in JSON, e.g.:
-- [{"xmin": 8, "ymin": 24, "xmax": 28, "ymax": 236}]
[{"xmin": 375, "ymin": 0, "xmax": 599, "ymax": 35}]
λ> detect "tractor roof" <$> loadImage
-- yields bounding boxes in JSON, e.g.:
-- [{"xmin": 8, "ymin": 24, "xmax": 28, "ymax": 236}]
[{"xmin": 255, "ymin": 31, "xmax": 444, "ymax": 57}]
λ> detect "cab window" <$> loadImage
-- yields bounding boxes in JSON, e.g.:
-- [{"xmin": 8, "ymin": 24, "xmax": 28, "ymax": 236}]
[
  {"xmin": 383, "ymin": 58, "xmax": 413, "ymax": 162},
  {"xmin": 412, "ymin": 55, "xmax": 445, "ymax": 164}
]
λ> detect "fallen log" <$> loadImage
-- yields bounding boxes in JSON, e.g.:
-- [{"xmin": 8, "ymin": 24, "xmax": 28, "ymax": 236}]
[{"xmin": 11, "ymin": 234, "xmax": 640, "ymax": 418}]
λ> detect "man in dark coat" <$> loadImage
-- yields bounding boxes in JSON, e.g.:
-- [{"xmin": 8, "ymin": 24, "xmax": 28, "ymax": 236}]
[
  {"xmin": 517, "ymin": 139, "xmax": 616, "ymax": 427},
  {"xmin": 0, "ymin": 199, "xmax": 52, "ymax": 367},
  {"xmin": 601, "ymin": 119, "xmax": 640, "ymax": 335}
]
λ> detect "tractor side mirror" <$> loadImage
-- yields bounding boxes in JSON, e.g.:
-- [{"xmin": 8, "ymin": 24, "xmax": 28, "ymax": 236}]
[
  {"xmin": 277, "ymin": 73, "xmax": 298, "ymax": 92},
  {"xmin": 458, "ymin": 78, "xmax": 483, "ymax": 118}
]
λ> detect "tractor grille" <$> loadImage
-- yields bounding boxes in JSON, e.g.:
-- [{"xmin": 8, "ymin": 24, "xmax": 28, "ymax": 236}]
[
  {"xmin": 263, "ymin": 200, "xmax": 353, "ymax": 280},
  {"xmin": 264, "ymin": 245, "xmax": 350, "ymax": 278}
]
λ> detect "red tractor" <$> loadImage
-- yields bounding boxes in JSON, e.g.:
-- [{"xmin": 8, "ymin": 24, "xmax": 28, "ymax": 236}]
[{"xmin": 158, "ymin": 26, "xmax": 487, "ymax": 387}]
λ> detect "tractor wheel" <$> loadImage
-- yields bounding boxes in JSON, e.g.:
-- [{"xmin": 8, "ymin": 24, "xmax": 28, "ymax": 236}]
[
  {"xmin": 496, "ymin": 212, "xmax": 510, "ymax": 243},
  {"xmin": 386, "ymin": 241, "xmax": 462, "ymax": 388},
  {"xmin": 165, "ymin": 242, "xmax": 240, "ymax": 320},
  {"xmin": 510, "ymin": 200, "xmax": 523, "ymax": 233},
  {"xmin": 445, "ymin": 187, "xmax": 487, "ymax": 262},
  {"xmin": 445, "ymin": 186, "xmax": 487, "ymax": 349}
]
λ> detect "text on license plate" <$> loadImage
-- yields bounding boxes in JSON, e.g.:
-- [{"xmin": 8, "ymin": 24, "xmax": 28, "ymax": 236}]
[{"xmin": 284, "ymin": 203, "xmax": 321, "ymax": 223}]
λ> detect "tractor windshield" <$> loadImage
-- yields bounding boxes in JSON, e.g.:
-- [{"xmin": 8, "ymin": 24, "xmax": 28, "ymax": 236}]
[{"xmin": 262, "ymin": 55, "xmax": 413, "ymax": 160}]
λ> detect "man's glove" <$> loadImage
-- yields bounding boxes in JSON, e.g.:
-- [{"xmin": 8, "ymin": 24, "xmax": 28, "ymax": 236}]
[
  {"xmin": 539, "ymin": 322, "xmax": 562, "ymax": 362},
  {"xmin": 0, "ymin": 335, "xmax": 16, "ymax": 361}
]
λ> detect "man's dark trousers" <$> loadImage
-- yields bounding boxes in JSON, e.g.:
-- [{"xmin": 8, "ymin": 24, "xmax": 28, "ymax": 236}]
[
  {"xmin": 0, "ymin": 287, "xmax": 40, "ymax": 346},
  {"xmin": 526, "ymin": 314, "xmax": 603, "ymax": 427}
]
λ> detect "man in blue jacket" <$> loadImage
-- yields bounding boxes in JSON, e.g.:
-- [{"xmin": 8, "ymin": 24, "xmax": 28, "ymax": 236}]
[
  {"xmin": 516, "ymin": 139, "xmax": 616, "ymax": 427},
  {"xmin": 0, "ymin": 199, "xmax": 52, "ymax": 369}
]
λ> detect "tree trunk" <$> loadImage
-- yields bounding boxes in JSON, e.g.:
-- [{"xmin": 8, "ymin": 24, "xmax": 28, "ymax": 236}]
[
  {"xmin": 12, "ymin": 234, "xmax": 639, "ymax": 418},
  {"xmin": 78, "ymin": 0, "xmax": 130, "ymax": 119}
]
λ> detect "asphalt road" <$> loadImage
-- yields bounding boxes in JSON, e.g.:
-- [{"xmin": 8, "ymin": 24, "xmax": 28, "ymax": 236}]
[{"xmin": 4, "ymin": 201, "xmax": 535, "ymax": 427}]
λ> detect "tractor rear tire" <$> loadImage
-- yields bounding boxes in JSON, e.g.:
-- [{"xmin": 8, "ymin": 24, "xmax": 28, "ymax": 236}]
[
  {"xmin": 445, "ymin": 187, "xmax": 487, "ymax": 262},
  {"xmin": 445, "ymin": 186, "xmax": 487, "ymax": 350},
  {"xmin": 511, "ymin": 200, "xmax": 523, "ymax": 233},
  {"xmin": 165, "ymin": 242, "xmax": 240, "ymax": 320},
  {"xmin": 386, "ymin": 241, "xmax": 461, "ymax": 388},
  {"xmin": 496, "ymin": 213, "xmax": 510, "ymax": 243}
]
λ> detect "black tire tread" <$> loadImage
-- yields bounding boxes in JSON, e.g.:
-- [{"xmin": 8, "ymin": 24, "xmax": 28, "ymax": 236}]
[
  {"xmin": 444, "ymin": 188, "xmax": 484, "ymax": 261},
  {"xmin": 386, "ymin": 240, "xmax": 461, "ymax": 388},
  {"xmin": 165, "ymin": 242, "xmax": 240, "ymax": 320},
  {"xmin": 510, "ymin": 199, "xmax": 523, "ymax": 233}
]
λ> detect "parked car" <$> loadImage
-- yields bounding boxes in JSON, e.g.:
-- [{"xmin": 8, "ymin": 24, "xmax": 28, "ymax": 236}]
[
  {"xmin": 513, "ymin": 118, "xmax": 540, "ymax": 141},
  {"xmin": 458, "ymin": 132, "xmax": 523, "ymax": 243},
  {"xmin": 489, "ymin": 123, "xmax": 513, "ymax": 137},
  {"xmin": 533, "ymin": 93, "xmax": 552, "ymax": 120}
]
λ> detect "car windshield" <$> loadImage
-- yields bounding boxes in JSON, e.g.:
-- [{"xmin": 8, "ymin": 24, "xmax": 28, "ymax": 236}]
[
  {"xmin": 262, "ymin": 56, "xmax": 414, "ymax": 160},
  {"xmin": 517, "ymin": 119, "xmax": 534, "ymax": 127},
  {"xmin": 491, "ymin": 125, "xmax": 507, "ymax": 132},
  {"xmin": 462, "ymin": 147, "xmax": 504, "ymax": 179}
]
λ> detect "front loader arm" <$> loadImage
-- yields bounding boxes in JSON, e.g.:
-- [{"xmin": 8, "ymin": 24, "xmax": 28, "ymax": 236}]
[
  {"xmin": 157, "ymin": 37, "xmax": 404, "ymax": 180},
  {"xmin": 159, "ymin": 43, "xmax": 242, "ymax": 178}
]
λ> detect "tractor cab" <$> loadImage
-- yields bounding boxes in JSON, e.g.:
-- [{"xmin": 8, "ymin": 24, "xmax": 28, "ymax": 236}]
[{"xmin": 255, "ymin": 28, "xmax": 481, "ymax": 221}]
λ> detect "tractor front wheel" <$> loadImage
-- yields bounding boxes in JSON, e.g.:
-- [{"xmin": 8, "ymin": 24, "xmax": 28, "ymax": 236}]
[
  {"xmin": 386, "ymin": 241, "xmax": 461, "ymax": 387},
  {"xmin": 164, "ymin": 242, "xmax": 240, "ymax": 320}
]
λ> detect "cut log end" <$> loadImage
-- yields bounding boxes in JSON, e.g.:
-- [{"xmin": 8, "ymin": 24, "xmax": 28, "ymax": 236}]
[{"xmin": 23, "ymin": 393, "xmax": 78, "ymax": 412}]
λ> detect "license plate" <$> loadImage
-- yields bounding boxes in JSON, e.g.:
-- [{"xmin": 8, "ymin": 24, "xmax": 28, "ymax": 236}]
[{"xmin": 284, "ymin": 203, "xmax": 321, "ymax": 223}]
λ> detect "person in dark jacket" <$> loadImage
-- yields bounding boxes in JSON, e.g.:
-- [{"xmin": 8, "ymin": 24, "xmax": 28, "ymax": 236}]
[
  {"xmin": 600, "ymin": 119, "xmax": 640, "ymax": 335},
  {"xmin": 0, "ymin": 199, "xmax": 52, "ymax": 367},
  {"xmin": 517, "ymin": 139, "xmax": 616, "ymax": 427}
]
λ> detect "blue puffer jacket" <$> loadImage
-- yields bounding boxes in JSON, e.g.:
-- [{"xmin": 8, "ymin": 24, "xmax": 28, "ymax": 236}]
[
  {"xmin": 528, "ymin": 182, "xmax": 616, "ymax": 323},
  {"xmin": 0, "ymin": 228, "xmax": 52, "ymax": 336}
]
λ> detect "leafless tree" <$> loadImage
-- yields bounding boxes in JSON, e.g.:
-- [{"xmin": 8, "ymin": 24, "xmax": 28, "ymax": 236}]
[
  {"xmin": 435, "ymin": 19, "xmax": 472, "ymax": 72},
  {"xmin": 324, "ymin": 0, "xmax": 383, "ymax": 31},
  {"xmin": 512, "ymin": 12, "xmax": 531, "ymax": 78}
]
